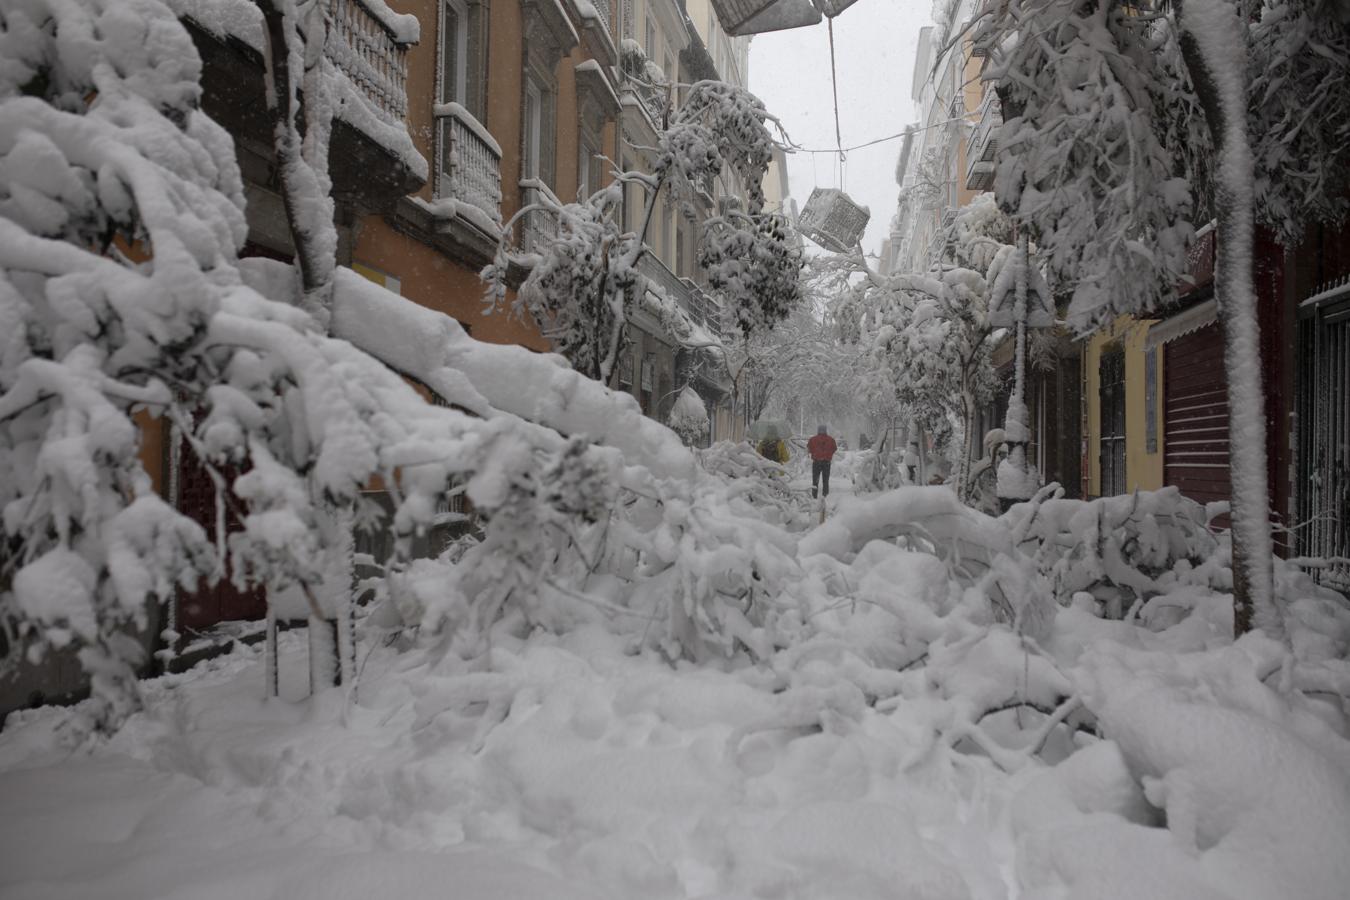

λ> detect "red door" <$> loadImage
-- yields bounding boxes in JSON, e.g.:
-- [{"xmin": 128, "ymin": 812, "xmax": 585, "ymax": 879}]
[{"xmin": 175, "ymin": 436, "xmax": 266, "ymax": 635}]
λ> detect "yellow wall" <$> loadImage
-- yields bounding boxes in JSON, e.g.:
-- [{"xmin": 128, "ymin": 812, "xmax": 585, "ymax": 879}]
[{"xmin": 1082, "ymin": 316, "xmax": 1164, "ymax": 496}]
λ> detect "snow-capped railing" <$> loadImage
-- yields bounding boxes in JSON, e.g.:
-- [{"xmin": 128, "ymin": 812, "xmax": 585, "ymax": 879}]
[
  {"xmin": 519, "ymin": 178, "xmax": 561, "ymax": 253},
  {"xmin": 588, "ymin": 0, "xmax": 613, "ymax": 39},
  {"xmin": 637, "ymin": 251, "xmax": 720, "ymax": 333},
  {"xmin": 435, "ymin": 103, "xmax": 502, "ymax": 223},
  {"xmin": 968, "ymin": 92, "xmax": 1000, "ymax": 166},
  {"xmin": 329, "ymin": 0, "xmax": 413, "ymax": 122}
]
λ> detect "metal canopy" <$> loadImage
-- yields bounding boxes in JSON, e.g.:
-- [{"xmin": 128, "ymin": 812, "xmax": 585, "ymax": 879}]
[{"xmin": 712, "ymin": 0, "xmax": 863, "ymax": 36}]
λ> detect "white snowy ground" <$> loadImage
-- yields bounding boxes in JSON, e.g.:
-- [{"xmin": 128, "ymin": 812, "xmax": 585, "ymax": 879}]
[
  {"xmin": 0, "ymin": 624, "xmax": 1014, "ymax": 900},
  {"xmin": 3, "ymin": 476, "xmax": 1350, "ymax": 900}
]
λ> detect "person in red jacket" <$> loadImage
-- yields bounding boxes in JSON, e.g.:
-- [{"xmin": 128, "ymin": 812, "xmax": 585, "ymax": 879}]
[{"xmin": 807, "ymin": 425, "xmax": 838, "ymax": 499}]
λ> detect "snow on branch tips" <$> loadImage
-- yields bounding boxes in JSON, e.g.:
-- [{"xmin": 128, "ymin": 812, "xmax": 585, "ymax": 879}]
[{"xmin": 983, "ymin": 0, "xmax": 1198, "ymax": 332}]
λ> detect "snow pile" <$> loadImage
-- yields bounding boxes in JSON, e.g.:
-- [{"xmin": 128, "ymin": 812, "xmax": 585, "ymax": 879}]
[
  {"xmin": 667, "ymin": 386, "xmax": 708, "ymax": 446},
  {"xmin": 6, "ymin": 496, "xmax": 1349, "ymax": 898},
  {"xmin": 7, "ymin": 483, "xmax": 1350, "ymax": 895}
]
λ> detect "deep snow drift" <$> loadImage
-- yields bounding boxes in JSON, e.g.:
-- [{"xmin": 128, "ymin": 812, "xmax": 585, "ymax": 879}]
[{"xmin": 3, "ymin": 480, "xmax": 1349, "ymax": 900}]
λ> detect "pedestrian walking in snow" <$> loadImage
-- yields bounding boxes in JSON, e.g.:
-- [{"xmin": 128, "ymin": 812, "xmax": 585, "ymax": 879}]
[
  {"xmin": 808, "ymin": 425, "xmax": 837, "ymax": 499},
  {"xmin": 757, "ymin": 425, "xmax": 789, "ymax": 464}
]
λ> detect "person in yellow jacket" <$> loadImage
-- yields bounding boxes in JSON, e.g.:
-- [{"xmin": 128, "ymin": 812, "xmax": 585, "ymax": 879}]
[{"xmin": 756, "ymin": 426, "xmax": 789, "ymax": 464}]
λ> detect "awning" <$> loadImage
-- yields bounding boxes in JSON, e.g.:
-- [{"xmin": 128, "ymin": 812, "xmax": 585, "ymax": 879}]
[{"xmin": 1145, "ymin": 299, "xmax": 1217, "ymax": 349}]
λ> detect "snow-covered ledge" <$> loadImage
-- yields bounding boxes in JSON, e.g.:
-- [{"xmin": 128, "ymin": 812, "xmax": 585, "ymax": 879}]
[{"xmin": 567, "ymin": 0, "xmax": 619, "ymax": 66}]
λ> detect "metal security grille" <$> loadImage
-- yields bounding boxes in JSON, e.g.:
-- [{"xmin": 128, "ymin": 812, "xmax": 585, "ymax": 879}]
[
  {"xmin": 1099, "ymin": 345, "xmax": 1126, "ymax": 497},
  {"xmin": 1296, "ymin": 283, "xmax": 1350, "ymax": 588}
]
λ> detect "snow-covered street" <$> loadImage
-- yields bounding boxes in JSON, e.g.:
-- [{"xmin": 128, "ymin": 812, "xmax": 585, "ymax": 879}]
[
  {"xmin": 2, "ymin": 622, "xmax": 1011, "ymax": 900},
  {"xmin": 4, "ymin": 0, "xmax": 1350, "ymax": 896},
  {"xmin": 5, "ymin": 473, "xmax": 1350, "ymax": 899}
]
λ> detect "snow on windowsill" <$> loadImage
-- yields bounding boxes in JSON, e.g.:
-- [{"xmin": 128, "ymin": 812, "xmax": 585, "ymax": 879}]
[
  {"xmin": 566, "ymin": 0, "xmax": 601, "ymax": 23},
  {"xmin": 167, "ymin": 0, "xmax": 264, "ymax": 50}
]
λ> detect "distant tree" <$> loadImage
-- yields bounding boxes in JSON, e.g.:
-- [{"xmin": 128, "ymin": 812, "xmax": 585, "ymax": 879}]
[{"xmin": 824, "ymin": 200, "xmax": 1010, "ymax": 498}]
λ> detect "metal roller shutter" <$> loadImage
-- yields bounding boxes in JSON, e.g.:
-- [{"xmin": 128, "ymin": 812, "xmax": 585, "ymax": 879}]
[{"xmin": 1163, "ymin": 322, "xmax": 1230, "ymax": 510}]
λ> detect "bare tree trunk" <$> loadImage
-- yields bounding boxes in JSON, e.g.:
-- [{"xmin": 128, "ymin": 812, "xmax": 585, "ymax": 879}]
[
  {"xmin": 260, "ymin": 0, "xmax": 336, "ymax": 329},
  {"xmin": 259, "ymin": 0, "xmax": 350, "ymax": 690},
  {"xmin": 1177, "ymin": 0, "xmax": 1280, "ymax": 639},
  {"xmin": 999, "ymin": 231, "xmax": 1036, "ymax": 509}
]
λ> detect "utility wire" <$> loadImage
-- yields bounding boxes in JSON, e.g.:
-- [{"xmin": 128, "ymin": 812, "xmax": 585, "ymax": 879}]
[
  {"xmin": 786, "ymin": 111, "xmax": 976, "ymax": 156},
  {"xmin": 827, "ymin": 16, "xmax": 845, "ymax": 163}
]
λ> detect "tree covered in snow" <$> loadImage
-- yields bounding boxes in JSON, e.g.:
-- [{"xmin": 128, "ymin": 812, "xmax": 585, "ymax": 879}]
[
  {"xmin": 0, "ymin": 0, "xmax": 466, "ymax": 730},
  {"xmin": 484, "ymin": 80, "xmax": 802, "ymax": 383},
  {"xmin": 979, "ymin": 0, "xmax": 1350, "ymax": 636},
  {"xmin": 719, "ymin": 304, "xmax": 862, "ymax": 440},
  {"xmin": 823, "ymin": 202, "xmax": 1008, "ymax": 500}
]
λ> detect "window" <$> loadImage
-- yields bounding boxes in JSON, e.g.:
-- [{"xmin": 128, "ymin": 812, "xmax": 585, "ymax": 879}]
[
  {"xmin": 675, "ymin": 221, "xmax": 686, "ymax": 277},
  {"xmin": 640, "ymin": 354, "xmax": 654, "ymax": 412},
  {"xmin": 440, "ymin": 0, "xmax": 468, "ymax": 106},
  {"xmin": 521, "ymin": 55, "xmax": 556, "ymax": 192},
  {"xmin": 524, "ymin": 79, "xmax": 542, "ymax": 180},
  {"xmin": 578, "ymin": 135, "xmax": 604, "ymax": 200}
]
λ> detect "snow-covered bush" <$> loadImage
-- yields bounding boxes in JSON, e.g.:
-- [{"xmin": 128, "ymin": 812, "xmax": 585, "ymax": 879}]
[
  {"xmin": 0, "ymin": 0, "xmax": 469, "ymax": 729},
  {"xmin": 1007, "ymin": 486, "xmax": 1223, "ymax": 618},
  {"xmin": 667, "ymin": 386, "xmax": 709, "ymax": 446}
]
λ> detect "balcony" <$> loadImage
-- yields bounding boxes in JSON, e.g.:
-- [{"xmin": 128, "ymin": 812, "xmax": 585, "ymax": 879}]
[
  {"xmin": 435, "ymin": 104, "xmax": 503, "ymax": 231},
  {"xmin": 636, "ymin": 252, "xmax": 724, "ymax": 342},
  {"xmin": 518, "ymin": 179, "xmax": 562, "ymax": 255},
  {"xmin": 942, "ymin": 206, "xmax": 958, "ymax": 234},
  {"xmin": 182, "ymin": 0, "xmax": 426, "ymax": 217},
  {"xmin": 328, "ymin": 0, "xmax": 411, "ymax": 122},
  {"xmin": 568, "ymin": 0, "xmax": 618, "ymax": 65},
  {"xmin": 965, "ymin": 92, "xmax": 1001, "ymax": 191},
  {"xmin": 619, "ymin": 43, "xmax": 668, "ymax": 137}
]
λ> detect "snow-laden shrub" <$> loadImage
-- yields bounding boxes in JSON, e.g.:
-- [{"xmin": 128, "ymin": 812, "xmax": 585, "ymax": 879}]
[
  {"xmin": 667, "ymin": 386, "xmax": 708, "ymax": 447},
  {"xmin": 1006, "ymin": 486, "xmax": 1222, "ymax": 618},
  {"xmin": 850, "ymin": 448, "xmax": 905, "ymax": 495}
]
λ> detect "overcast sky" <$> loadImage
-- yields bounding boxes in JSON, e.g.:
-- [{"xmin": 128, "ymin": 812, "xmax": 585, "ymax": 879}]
[{"xmin": 748, "ymin": 2, "xmax": 934, "ymax": 261}]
